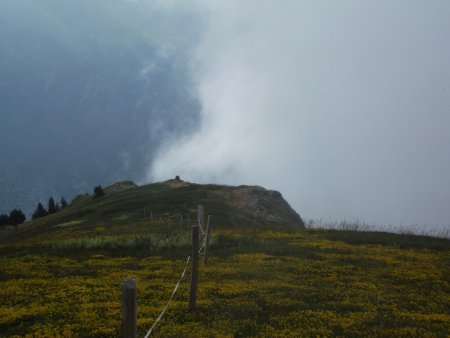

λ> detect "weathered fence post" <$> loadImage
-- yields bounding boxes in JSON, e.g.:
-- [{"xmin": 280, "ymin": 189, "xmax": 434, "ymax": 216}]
[
  {"xmin": 121, "ymin": 278, "xmax": 137, "ymax": 338},
  {"xmin": 198, "ymin": 205, "xmax": 205, "ymax": 232},
  {"xmin": 189, "ymin": 224, "xmax": 199, "ymax": 311},
  {"xmin": 204, "ymin": 215, "xmax": 212, "ymax": 265}
]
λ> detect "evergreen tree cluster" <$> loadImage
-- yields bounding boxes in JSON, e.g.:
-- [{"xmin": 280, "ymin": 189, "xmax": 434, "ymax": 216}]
[
  {"xmin": 1, "ymin": 184, "xmax": 102, "ymax": 231},
  {"xmin": 32, "ymin": 197, "xmax": 68, "ymax": 220}
]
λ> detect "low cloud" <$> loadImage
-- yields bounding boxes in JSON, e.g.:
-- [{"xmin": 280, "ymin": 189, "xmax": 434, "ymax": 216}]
[{"xmin": 150, "ymin": 1, "xmax": 450, "ymax": 229}]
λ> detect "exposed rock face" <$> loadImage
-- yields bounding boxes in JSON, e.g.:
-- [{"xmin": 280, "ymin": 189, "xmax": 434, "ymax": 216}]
[
  {"xmin": 164, "ymin": 178, "xmax": 191, "ymax": 188},
  {"xmin": 104, "ymin": 181, "xmax": 138, "ymax": 194},
  {"xmin": 210, "ymin": 185, "xmax": 305, "ymax": 229}
]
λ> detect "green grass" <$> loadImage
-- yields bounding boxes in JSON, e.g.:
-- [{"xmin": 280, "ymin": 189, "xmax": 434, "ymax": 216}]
[{"xmin": 1, "ymin": 228, "xmax": 449, "ymax": 337}]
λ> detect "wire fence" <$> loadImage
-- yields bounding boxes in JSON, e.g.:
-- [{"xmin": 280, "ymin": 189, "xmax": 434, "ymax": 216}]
[
  {"xmin": 143, "ymin": 255, "xmax": 191, "ymax": 338},
  {"xmin": 199, "ymin": 231, "xmax": 207, "ymax": 254},
  {"xmin": 141, "ymin": 222, "xmax": 208, "ymax": 337},
  {"xmin": 199, "ymin": 223, "xmax": 206, "ymax": 236}
]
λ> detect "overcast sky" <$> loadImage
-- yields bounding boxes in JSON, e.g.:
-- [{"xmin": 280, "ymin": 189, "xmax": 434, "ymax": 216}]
[{"xmin": 150, "ymin": 1, "xmax": 450, "ymax": 230}]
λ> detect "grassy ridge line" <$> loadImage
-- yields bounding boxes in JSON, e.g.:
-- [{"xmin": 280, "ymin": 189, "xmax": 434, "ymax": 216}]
[
  {"xmin": 0, "ymin": 181, "xmax": 304, "ymax": 245},
  {"xmin": 0, "ymin": 182, "xmax": 210, "ymax": 243}
]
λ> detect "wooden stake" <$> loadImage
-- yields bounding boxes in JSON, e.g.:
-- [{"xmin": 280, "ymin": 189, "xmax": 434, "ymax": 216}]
[
  {"xmin": 198, "ymin": 205, "xmax": 205, "ymax": 231},
  {"xmin": 121, "ymin": 278, "xmax": 137, "ymax": 338},
  {"xmin": 189, "ymin": 225, "xmax": 199, "ymax": 311},
  {"xmin": 204, "ymin": 215, "xmax": 212, "ymax": 265}
]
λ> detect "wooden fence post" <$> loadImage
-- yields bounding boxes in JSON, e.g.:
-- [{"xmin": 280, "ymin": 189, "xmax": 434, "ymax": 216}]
[
  {"xmin": 198, "ymin": 205, "xmax": 205, "ymax": 231},
  {"xmin": 150, "ymin": 211, "xmax": 153, "ymax": 224},
  {"xmin": 204, "ymin": 215, "xmax": 212, "ymax": 265},
  {"xmin": 121, "ymin": 278, "xmax": 137, "ymax": 338},
  {"xmin": 189, "ymin": 225, "xmax": 199, "ymax": 311}
]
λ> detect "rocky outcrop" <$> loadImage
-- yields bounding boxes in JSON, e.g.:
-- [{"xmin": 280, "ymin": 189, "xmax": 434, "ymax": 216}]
[{"xmin": 209, "ymin": 185, "xmax": 305, "ymax": 228}]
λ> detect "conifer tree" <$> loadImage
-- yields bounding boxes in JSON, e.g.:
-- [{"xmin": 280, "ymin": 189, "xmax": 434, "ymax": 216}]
[
  {"xmin": 48, "ymin": 197, "xmax": 57, "ymax": 214},
  {"xmin": 60, "ymin": 197, "xmax": 68, "ymax": 209},
  {"xmin": 94, "ymin": 185, "xmax": 105, "ymax": 198},
  {"xmin": 32, "ymin": 203, "xmax": 48, "ymax": 220}
]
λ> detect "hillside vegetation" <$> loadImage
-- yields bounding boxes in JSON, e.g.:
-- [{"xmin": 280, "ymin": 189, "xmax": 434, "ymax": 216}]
[{"xmin": 0, "ymin": 181, "xmax": 449, "ymax": 337}]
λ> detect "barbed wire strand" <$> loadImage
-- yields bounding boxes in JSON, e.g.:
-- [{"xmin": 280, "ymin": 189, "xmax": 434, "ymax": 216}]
[
  {"xmin": 143, "ymin": 255, "xmax": 191, "ymax": 338},
  {"xmin": 199, "ymin": 223, "xmax": 206, "ymax": 236},
  {"xmin": 199, "ymin": 232, "xmax": 207, "ymax": 254}
]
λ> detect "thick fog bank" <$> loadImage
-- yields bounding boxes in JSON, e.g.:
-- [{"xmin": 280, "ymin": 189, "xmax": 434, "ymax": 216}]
[{"xmin": 150, "ymin": 1, "xmax": 450, "ymax": 231}]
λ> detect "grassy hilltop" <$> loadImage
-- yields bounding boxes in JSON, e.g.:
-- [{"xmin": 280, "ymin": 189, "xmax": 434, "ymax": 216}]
[{"xmin": 0, "ymin": 180, "xmax": 449, "ymax": 337}]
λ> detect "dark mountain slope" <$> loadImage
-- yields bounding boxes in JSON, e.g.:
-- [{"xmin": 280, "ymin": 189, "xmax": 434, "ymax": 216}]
[{"xmin": 0, "ymin": 1, "xmax": 202, "ymax": 215}]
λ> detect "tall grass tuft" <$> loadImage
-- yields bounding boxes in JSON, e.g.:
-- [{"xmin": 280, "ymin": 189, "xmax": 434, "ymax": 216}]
[
  {"xmin": 49, "ymin": 233, "xmax": 192, "ymax": 256},
  {"xmin": 305, "ymin": 218, "xmax": 449, "ymax": 239}
]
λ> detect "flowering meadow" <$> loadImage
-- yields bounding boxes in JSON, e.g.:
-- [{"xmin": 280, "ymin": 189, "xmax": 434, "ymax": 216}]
[{"xmin": 1, "ymin": 227, "xmax": 449, "ymax": 337}]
